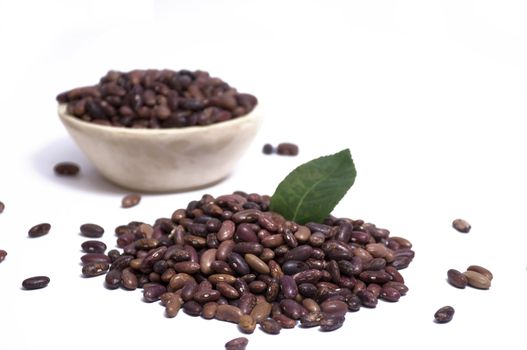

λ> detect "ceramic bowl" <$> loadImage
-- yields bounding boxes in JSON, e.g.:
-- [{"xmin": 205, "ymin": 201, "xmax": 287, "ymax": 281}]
[{"xmin": 58, "ymin": 104, "xmax": 261, "ymax": 192}]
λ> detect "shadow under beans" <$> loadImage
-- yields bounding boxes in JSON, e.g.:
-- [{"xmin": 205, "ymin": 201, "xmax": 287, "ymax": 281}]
[{"xmin": 32, "ymin": 137, "xmax": 124, "ymax": 194}]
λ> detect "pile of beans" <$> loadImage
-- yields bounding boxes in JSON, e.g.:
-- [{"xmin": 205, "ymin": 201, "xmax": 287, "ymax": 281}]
[
  {"xmin": 81, "ymin": 191, "xmax": 414, "ymax": 334},
  {"xmin": 56, "ymin": 69, "xmax": 258, "ymax": 128}
]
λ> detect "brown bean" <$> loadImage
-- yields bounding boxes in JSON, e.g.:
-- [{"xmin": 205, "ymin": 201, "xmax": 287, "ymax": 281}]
[
  {"xmin": 238, "ymin": 314, "xmax": 256, "ymax": 334},
  {"xmin": 260, "ymin": 318, "xmax": 282, "ymax": 334},
  {"xmin": 216, "ymin": 281, "xmax": 240, "ymax": 299},
  {"xmin": 320, "ymin": 299, "xmax": 348, "ymax": 317},
  {"xmin": 216, "ymin": 304, "xmax": 243, "ymax": 323},
  {"xmin": 28, "ymin": 223, "xmax": 51, "ymax": 238},
  {"xmin": 200, "ymin": 248, "xmax": 217, "ymax": 275},
  {"xmin": 217, "ymin": 220, "xmax": 235, "ymax": 241},
  {"xmin": 54, "ymin": 162, "xmax": 80, "ymax": 176},
  {"xmin": 452, "ymin": 218, "xmax": 471, "ymax": 233},
  {"xmin": 122, "ymin": 193, "xmax": 141, "ymax": 208},
  {"xmin": 225, "ymin": 337, "xmax": 249, "ymax": 350},
  {"xmin": 165, "ymin": 294, "xmax": 182, "ymax": 318},
  {"xmin": 463, "ymin": 270, "xmax": 491, "ymax": 289},
  {"xmin": 447, "ymin": 269, "xmax": 468, "ymax": 289},
  {"xmin": 80, "ymin": 223, "xmax": 104, "ymax": 238},
  {"xmin": 169, "ymin": 273, "xmax": 193, "ymax": 290},
  {"xmin": 467, "ymin": 265, "xmax": 493, "ymax": 281},
  {"xmin": 22, "ymin": 276, "xmax": 50, "ymax": 290},
  {"xmin": 173, "ymin": 261, "xmax": 201, "ymax": 274},
  {"xmin": 302, "ymin": 298, "xmax": 321, "ymax": 313},
  {"xmin": 434, "ymin": 306, "xmax": 455, "ymax": 323},
  {"xmin": 250, "ymin": 300, "xmax": 272, "ymax": 323},
  {"xmin": 202, "ymin": 302, "xmax": 218, "ymax": 319},
  {"xmin": 244, "ymin": 253, "xmax": 270, "ymax": 274},
  {"xmin": 121, "ymin": 268, "xmax": 138, "ymax": 290},
  {"xmin": 82, "ymin": 262, "xmax": 110, "ymax": 277},
  {"xmin": 273, "ymin": 313, "xmax": 297, "ymax": 328}
]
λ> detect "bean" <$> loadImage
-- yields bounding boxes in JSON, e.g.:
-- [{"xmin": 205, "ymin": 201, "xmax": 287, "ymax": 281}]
[
  {"xmin": 143, "ymin": 283, "xmax": 167, "ymax": 302},
  {"xmin": 452, "ymin": 218, "xmax": 471, "ymax": 233},
  {"xmin": 238, "ymin": 314, "xmax": 256, "ymax": 333},
  {"xmin": 225, "ymin": 337, "xmax": 248, "ymax": 350},
  {"xmin": 216, "ymin": 282, "xmax": 240, "ymax": 299},
  {"xmin": 283, "ymin": 245, "xmax": 313, "ymax": 261},
  {"xmin": 250, "ymin": 300, "xmax": 272, "ymax": 323},
  {"xmin": 300, "ymin": 311, "xmax": 323, "ymax": 328},
  {"xmin": 357, "ymin": 290, "xmax": 378, "ymax": 308},
  {"xmin": 319, "ymin": 315, "xmax": 345, "ymax": 332},
  {"xmin": 467, "ymin": 265, "xmax": 493, "ymax": 281},
  {"xmin": 0, "ymin": 201, "xmax": 4, "ymax": 213},
  {"xmin": 359, "ymin": 270, "xmax": 392, "ymax": 284},
  {"xmin": 276, "ymin": 143, "xmax": 299, "ymax": 156},
  {"xmin": 81, "ymin": 240, "xmax": 107, "ymax": 254},
  {"xmin": 244, "ymin": 253, "xmax": 270, "ymax": 274},
  {"xmin": 447, "ymin": 269, "xmax": 468, "ymax": 289},
  {"xmin": 80, "ymin": 223, "xmax": 104, "ymax": 238},
  {"xmin": 279, "ymin": 299, "xmax": 307, "ymax": 320},
  {"xmin": 173, "ymin": 261, "xmax": 201, "ymax": 274},
  {"xmin": 383, "ymin": 281, "xmax": 409, "ymax": 295},
  {"xmin": 54, "ymin": 162, "xmax": 80, "ymax": 176},
  {"xmin": 262, "ymin": 143, "xmax": 274, "ymax": 155},
  {"xmin": 82, "ymin": 262, "xmax": 110, "ymax": 277},
  {"xmin": 273, "ymin": 313, "xmax": 297, "ymax": 328},
  {"xmin": 122, "ymin": 193, "xmax": 141, "ymax": 208},
  {"xmin": 217, "ymin": 220, "xmax": 235, "ymax": 241},
  {"xmin": 166, "ymin": 294, "xmax": 183, "ymax": 318},
  {"xmin": 105, "ymin": 269, "xmax": 121, "ymax": 289},
  {"xmin": 463, "ymin": 270, "xmax": 491, "ymax": 289},
  {"xmin": 379, "ymin": 286, "xmax": 401, "ymax": 302},
  {"xmin": 200, "ymin": 248, "xmax": 217, "ymax": 275},
  {"xmin": 279, "ymin": 275, "xmax": 298, "ymax": 299},
  {"xmin": 183, "ymin": 301, "xmax": 202, "ymax": 316},
  {"xmin": 121, "ymin": 268, "xmax": 138, "ymax": 290},
  {"xmin": 434, "ymin": 306, "xmax": 455, "ymax": 323},
  {"xmin": 320, "ymin": 299, "xmax": 348, "ymax": 317},
  {"xmin": 0, "ymin": 249, "xmax": 7, "ymax": 263},
  {"xmin": 22, "ymin": 276, "xmax": 50, "ymax": 290},
  {"xmin": 216, "ymin": 304, "xmax": 243, "ymax": 323},
  {"xmin": 227, "ymin": 252, "xmax": 251, "ymax": 275},
  {"xmin": 202, "ymin": 302, "xmax": 218, "ymax": 319},
  {"xmin": 260, "ymin": 318, "xmax": 282, "ymax": 334},
  {"xmin": 238, "ymin": 293, "xmax": 257, "ymax": 315},
  {"xmin": 28, "ymin": 223, "xmax": 51, "ymax": 238}
]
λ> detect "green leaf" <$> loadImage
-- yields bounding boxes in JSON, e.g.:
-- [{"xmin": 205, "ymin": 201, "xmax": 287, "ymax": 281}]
[{"xmin": 269, "ymin": 149, "xmax": 357, "ymax": 224}]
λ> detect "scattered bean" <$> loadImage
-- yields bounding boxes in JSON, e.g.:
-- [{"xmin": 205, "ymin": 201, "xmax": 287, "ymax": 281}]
[
  {"xmin": 54, "ymin": 162, "xmax": 80, "ymax": 176},
  {"xmin": 80, "ymin": 223, "xmax": 105, "ymax": 238},
  {"xmin": 262, "ymin": 144, "xmax": 274, "ymax": 155},
  {"xmin": 22, "ymin": 276, "xmax": 50, "ymax": 290},
  {"xmin": 28, "ymin": 223, "xmax": 51, "ymax": 238},
  {"xmin": 447, "ymin": 269, "xmax": 468, "ymax": 289},
  {"xmin": 122, "ymin": 194, "xmax": 141, "ymax": 208},
  {"xmin": 276, "ymin": 143, "xmax": 299, "ymax": 156},
  {"xmin": 452, "ymin": 218, "xmax": 471, "ymax": 233},
  {"xmin": 434, "ymin": 306, "xmax": 455, "ymax": 323}
]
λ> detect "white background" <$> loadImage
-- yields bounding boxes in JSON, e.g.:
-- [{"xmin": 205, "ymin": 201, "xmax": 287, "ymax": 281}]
[{"xmin": 1, "ymin": 0, "xmax": 526, "ymax": 349}]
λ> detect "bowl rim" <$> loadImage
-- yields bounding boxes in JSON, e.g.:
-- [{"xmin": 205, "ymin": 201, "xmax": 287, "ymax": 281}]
[{"xmin": 58, "ymin": 103, "xmax": 260, "ymax": 136}]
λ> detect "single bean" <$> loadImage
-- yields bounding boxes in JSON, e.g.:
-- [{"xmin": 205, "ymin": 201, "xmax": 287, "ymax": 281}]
[
  {"xmin": 434, "ymin": 306, "xmax": 455, "ymax": 323},
  {"xmin": 28, "ymin": 223, "xmax": 51, "ymax": 238},
  {"xmin": 447, "ymin": 269, "xmax": 468, "ymax": 289}
]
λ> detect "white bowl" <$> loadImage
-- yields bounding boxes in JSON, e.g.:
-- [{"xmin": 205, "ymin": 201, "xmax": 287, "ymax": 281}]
[{"xmin": 58, "ymin": 104, "xmax": 261, "ymax": 192}]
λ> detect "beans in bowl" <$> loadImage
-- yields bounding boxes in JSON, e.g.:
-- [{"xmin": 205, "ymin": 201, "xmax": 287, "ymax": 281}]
[{"xmin": 56, "ymin": 69, "xmax": 257, "ymax": 128}]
